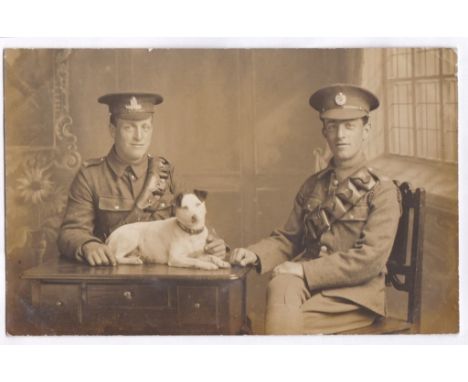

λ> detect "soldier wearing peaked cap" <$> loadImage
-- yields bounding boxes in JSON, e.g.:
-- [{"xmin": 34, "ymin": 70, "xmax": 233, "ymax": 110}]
[
  {"xmin": 231, "ymin": 84, "xmax": 401, "ymax": 334},
  {"xmin": 58, "ymin": 93, "xmax": 227, "ymax": 266}
]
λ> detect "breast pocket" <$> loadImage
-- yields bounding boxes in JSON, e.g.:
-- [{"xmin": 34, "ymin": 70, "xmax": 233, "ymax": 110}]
[
  {"xmin": 97, "ymin": 196, "xmax": 134, "ymax": 237},
  {"xmin": 152, "ymin": 194, "xmax": 174, "ymax": 220}
]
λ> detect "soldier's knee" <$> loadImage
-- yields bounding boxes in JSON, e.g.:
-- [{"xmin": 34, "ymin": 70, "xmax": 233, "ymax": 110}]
[
  {"xmin": 268, "ymin": 274, "xmax": 296, "ymax": 294},
  {"xmin": 267, "ymin": 274, "xmax": 309, "ymax": 306}
]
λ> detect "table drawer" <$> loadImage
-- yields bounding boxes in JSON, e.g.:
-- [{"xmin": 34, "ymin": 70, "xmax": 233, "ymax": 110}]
[
  {"xmin": 87, "ymin": 283, "xmax": 171, "ymax": 309},
  {"xmin": 40, "ymin": 283, "xmax": 80, "ymax": 312},
  {"xmin": 177, "ymin": 286, "xmax": 219, "ymax": 326}
]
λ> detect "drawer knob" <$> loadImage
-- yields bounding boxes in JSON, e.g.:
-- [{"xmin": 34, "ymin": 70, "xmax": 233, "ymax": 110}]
[
  {"xmin": 123, "ymin": 291, "xmax": 133, "ymax": 300},
  {"xmin": 56, "ymin": 300, "xmax": 63, "ymax": 307},
  {"xmin": 193, "ymin": 302, "xmax": 201, "ymax": 309}
]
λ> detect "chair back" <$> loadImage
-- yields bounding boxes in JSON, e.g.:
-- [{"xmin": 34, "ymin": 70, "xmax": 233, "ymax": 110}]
[{"xmin": 386, "ymin": 182, "xmax": 426, "ymax": 327}]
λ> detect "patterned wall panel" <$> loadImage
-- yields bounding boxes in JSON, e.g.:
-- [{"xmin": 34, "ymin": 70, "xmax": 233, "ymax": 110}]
[{"xmin": 5, "ymin": 49, "xmax": 82, "ymax": 334}]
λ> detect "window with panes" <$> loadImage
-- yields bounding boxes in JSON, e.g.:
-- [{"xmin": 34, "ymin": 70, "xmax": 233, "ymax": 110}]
[{"xmin": 385, "ymin": 48, "xmax": 457, "ymax": 163}]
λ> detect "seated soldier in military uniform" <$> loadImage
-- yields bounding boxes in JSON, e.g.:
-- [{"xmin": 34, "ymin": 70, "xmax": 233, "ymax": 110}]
[
  {"xmin": 230, "ymin": 84, "xmax": 401, "ymax": 334},
  {"xmin": 58, "ymin": 92, "xmax": 226, "ymax": 266}
]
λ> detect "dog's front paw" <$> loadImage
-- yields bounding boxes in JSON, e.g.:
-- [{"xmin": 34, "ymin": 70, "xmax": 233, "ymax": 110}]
[
  {"xmin": 197, "ymin": 262, "xmax": 219, "ymax": 270},
  {"xmin": 117, "ymin": 257, "xmax": 144, "ymax": 265},
  {"xmin": 207, "ymin": 255, "xmax": 231, "ymax": 269}
]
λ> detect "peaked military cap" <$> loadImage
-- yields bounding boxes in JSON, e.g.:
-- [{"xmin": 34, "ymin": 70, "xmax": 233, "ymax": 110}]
[
  {"xmin": 98, "ymin": 92, "xmax": 163, "ymax": 121},
  {"xmin": 309, "ymin": 84, "xmax": 379, "ymax": 120}
]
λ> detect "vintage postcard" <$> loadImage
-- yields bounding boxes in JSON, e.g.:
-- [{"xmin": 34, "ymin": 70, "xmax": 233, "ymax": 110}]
[{"xmin": 3, "ymin": 48, "xmax": 458, "ymax": 335}]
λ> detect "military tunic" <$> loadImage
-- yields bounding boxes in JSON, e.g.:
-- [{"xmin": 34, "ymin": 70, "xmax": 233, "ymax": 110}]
[
  {"xmin": 57, "ymin": 146, "xmax": 175, "ymax": 261},
  {"xmin": 248, "ymin": 154, "xmax": 401, "ymax": 318}
]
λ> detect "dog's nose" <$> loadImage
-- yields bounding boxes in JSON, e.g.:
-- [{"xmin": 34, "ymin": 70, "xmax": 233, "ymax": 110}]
[{"xmin": 191, "ymin": 215, "xmax": 198, "ymax": 223}]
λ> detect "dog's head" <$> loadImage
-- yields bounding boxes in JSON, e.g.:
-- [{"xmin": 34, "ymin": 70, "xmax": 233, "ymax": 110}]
[{"xmin": 173, "ymin": 189, "xmax": 208, "ymax": 229}]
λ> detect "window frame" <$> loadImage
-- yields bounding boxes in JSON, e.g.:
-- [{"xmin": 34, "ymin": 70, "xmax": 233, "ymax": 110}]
[{"xmin": 382, "ymin": 48, "xmax": 458, "ymax": 164}]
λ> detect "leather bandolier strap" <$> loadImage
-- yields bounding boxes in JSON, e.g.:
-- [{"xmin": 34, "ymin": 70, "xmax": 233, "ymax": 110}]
[
  {"xmin": 303, "ymin": 167, "xmax": 378, "ymax": 256},
  {"xmin": 112, "ymin": 156, "xmax": 173, "ymax": 230}
]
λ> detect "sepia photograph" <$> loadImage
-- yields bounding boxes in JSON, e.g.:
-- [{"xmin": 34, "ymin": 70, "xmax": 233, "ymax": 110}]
[{"xmin": 3, "ymin": 47, "xmax": 458, "ymax": 335}]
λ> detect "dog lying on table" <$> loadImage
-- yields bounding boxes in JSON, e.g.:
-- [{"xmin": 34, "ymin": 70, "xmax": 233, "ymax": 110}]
[{"xmin": 106, "ymin": 190, "xmax": 230, "ymax": 270}]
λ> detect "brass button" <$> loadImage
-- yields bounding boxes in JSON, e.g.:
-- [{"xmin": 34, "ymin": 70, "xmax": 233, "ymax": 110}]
[
  {"xmin": 194, "ymin": 302, "xmax": 201, "ymax": 309},
  {"xmin": 114, "ymin": 205, "xmax": 120, "ymax": 210},
  {"xmin": 160, "ymin": 202, "xmax": 165, "ymax": 208},
  {"xmin": 332, "ymin": 179, "xmax": 339, "ymax": 186},
  {"xmin": 320, "ymin": 245, "xmax": 328, "ymax": 252},
  {"xmin": 56, "ymin": 300, "xmax": 63, "ymax": 307}
]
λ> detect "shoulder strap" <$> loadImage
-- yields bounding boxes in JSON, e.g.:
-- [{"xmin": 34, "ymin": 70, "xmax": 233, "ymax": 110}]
[{"xmin": 82, "ymin": 157, "xmax": 105, "ymax": 168}]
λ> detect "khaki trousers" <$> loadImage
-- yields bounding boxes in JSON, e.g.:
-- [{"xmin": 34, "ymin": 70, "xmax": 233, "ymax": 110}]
[{"xmin": 265, "ymin": 274, "xmax": 377, "ymax": 335}]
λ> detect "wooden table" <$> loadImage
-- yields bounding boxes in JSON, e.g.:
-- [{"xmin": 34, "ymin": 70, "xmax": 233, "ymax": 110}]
[{"xmin": 22, "ymin": 259, "xmax": 251, "ymax": 335}]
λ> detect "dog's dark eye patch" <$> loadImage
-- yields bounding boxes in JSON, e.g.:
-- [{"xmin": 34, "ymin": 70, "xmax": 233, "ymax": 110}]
[
  {"xmin": 174, "ymin": 193, "xmax": 184, "ymax": 208},
  {"xmin": 193, "ymin": 189, "xmax": 208, "ymax": 202}
]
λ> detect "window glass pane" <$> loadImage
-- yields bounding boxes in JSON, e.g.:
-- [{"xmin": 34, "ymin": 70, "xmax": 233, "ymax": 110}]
[
  {"xmin": 442, "ymin": 48, "xmax": 457, "ymax": 75},
  {"xmin": 443, "ymin": 78, "xmax": 458, "ymax": 162},
  {"xmin": 389, "ymin": 81, "xmax": 413, "ymax": 155},
  {"xmin": 415, "ymin": 48, "xmax": 440, "ymax": 77},
  {"xmin": 387, "ymin": 48, "xmax": 412, "ymax": 79},
  {"xmin": 415, "ymin": 80, "xmax": 441, "ymax": 159}
]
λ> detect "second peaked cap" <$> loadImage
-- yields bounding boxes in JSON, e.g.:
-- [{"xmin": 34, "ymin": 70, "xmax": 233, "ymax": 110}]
[{"xmin": 309, "ymin": 84, "xmax": 379, "ymax": 120}]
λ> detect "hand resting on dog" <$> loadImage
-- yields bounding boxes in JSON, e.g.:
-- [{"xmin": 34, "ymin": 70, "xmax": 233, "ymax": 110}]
[
  {"xmin": 204, "ymin": 233, "xmax": 227, "ymax": 258},
  {"xmin": 82, "ymin": 241, "xmax": 117, "ymax": 266}
]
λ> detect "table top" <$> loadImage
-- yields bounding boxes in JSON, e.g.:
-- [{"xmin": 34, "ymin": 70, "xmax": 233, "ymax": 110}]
[{"xmin": 22, "ymin": 258, "xmax": 252, "ymax": 282}]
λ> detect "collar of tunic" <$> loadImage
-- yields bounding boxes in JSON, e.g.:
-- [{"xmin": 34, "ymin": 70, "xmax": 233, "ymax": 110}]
[
  {"xmin": 319, "ymin": 152, "xmax": 368, "ymax": 182},
  {"xmin": 106, "ymin": 146, "xmax": 149, "ymax": 180}
]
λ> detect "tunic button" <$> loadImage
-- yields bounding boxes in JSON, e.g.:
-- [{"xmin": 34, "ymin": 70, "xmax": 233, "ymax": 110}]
[
  {"xmin": 332, "ymin": 180, "xmax": 339, "ymax": 186},
  {"xmin": 115, "ymin": 205, "xmax": 120, "ymax": 210},
  {"xmin": 320, "ymin": 245, "xmax": 328, "ymax": 252},
  {"xmin": 130, "ymin": 175, "xmax": 136, "ymax": 181},
  {"xmin": 160, "ymin": 203, "xmax": 165, "ymax": 208}
]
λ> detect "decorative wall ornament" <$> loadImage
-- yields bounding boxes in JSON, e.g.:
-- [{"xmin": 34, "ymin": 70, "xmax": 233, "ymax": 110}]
[
  {"xmin": 53, "ymin": 49, "xmax": 81, "ymax": 170},
  {"xmin": 5, "ymin": 49, "xmax": 81, "ymax": 262}
]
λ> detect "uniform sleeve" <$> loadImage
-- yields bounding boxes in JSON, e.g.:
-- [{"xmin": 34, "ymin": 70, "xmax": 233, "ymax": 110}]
[
  {"xmin": 57, "ymin": 169, "xmax": 101, "ymax": 261},
  {"xmin": 248, "ymin": 189, "xmax": 307, "ymax": 273},
  {"xmin": 302, "ymin": 180, "xmax": 401, "ymax": 290}
]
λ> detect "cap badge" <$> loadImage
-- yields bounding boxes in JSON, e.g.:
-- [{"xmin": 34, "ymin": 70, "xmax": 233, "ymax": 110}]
[
  {"xmin": 334, "ymin": 92, "xmax": 347, "ymax": 106},
  {"xmin": 125, "ymin": 96, "xmax": 143, "ymax": 111}
]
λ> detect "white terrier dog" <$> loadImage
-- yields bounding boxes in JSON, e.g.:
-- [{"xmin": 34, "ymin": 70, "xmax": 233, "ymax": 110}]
[{"xmin": 106, "ymin": 190, "xmax": 230, "ymax": 270}]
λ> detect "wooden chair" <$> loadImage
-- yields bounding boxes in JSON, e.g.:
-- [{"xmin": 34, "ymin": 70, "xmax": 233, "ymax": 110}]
[{"xmin": 343, "ymin": 181, "xmax": 426, "ymax": 334}]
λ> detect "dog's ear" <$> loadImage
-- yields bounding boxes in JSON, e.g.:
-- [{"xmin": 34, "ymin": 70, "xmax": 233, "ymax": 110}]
[
  {"xmin": 173, "ymin": 193, "xmax": 185, "ymax": 208},
  {"xmin": 193, "ymin": 189, "xmax": 208, "ymax": 202}
]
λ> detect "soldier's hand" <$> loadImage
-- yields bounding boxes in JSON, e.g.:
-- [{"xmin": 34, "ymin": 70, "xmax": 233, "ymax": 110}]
[
  {"xmin": 230, "ymin": 248, "xmax": 258, "ymax": 267},
  {"xmin": 272, "ymin": 261, "xmax": 304, "ymax": 279},
  {"xmin": 82, "ymin": 242, "xmax": 117, "ymax": 267},
  {"xmin": 204, "ymin": 236, "xmax": 227, "ymax": 258}
]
